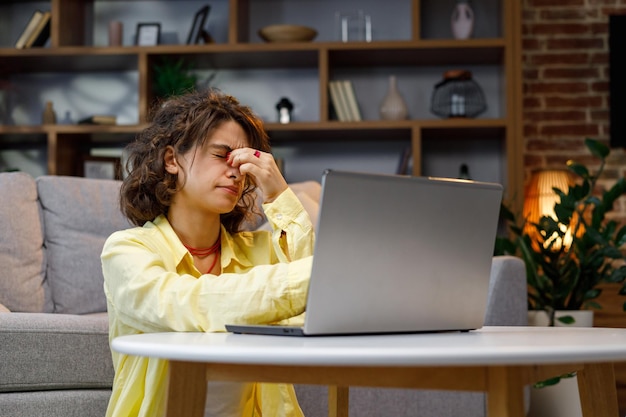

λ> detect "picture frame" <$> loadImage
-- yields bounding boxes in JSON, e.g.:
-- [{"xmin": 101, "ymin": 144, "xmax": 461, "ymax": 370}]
[
  {"xmin": 135, "ymin": 23, "xmax": 161, "ymax": 46},
  {"xmin": 186, "ymin": 5, "xmax": 212, "ymax": 44},
  {"xmin": 81, "ymin": 156, "xmax": 122, "ymax": 180}
]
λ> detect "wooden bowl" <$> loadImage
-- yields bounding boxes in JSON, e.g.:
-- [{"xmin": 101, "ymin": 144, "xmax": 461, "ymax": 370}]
[{"xmin": 258, "ymin": 25, "xmax": 317, "ymax": 43}]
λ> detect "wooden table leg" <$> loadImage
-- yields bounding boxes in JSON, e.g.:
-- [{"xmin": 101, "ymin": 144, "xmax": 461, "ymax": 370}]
[
  {"xmin": 578, "ymin": 362, "xmax": 619, "ymax": 417},
  {"xmin": 166, "ymin": 360, "xmax": 207, "ymax": 417},
  {"xmin": 328, "ymin": 386, "xmax": 349, "ymax": 417},
  {"xmin": 486, "ymin": 366, "xmax": 525, "ymax": 417}
]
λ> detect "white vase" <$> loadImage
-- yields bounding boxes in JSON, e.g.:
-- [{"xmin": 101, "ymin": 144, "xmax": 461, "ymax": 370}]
[
  {"xmin": 379, "ymin": 75, "xmax": 408, "ymax": 121},
  {"xmin": 451, "ymin": 1, "xmax": 474, "ymax": 40},
  {"xmin": 526, "ymin": 310, "xmax": 593, "ymax": 417}
]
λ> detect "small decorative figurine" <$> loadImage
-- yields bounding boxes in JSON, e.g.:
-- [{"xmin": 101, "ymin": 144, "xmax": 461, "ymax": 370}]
[
  {"xmin": 42, "ymin": 101, "xmax": 57, "ymax": 124},
  {"xmin": 276, "ymin": 97, "xmax": 294, "ymax": 124}
]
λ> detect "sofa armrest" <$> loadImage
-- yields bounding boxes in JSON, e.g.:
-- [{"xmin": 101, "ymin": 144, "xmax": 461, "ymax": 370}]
[
  {"xmin": 484, "ymin": 256, "xmax": 528, "ymax": 326},
  {"xmin": 0, "ymin": 313, "xmax": 114, "ymax": 392}
]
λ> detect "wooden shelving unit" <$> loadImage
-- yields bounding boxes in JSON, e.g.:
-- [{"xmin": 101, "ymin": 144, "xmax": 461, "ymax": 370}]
[{"xmin": 0, "ymin": 0, "xmax": 523, "ymax": 207}]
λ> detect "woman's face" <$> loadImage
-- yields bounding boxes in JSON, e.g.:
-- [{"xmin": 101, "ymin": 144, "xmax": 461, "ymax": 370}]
[{"xmin": 168, "ymin": 120, "xmax": 250, "ymax": 216}]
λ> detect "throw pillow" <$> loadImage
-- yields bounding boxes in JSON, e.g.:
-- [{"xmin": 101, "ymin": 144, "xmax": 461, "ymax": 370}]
[
  {"xmin": 37, "ymin": 176, "xmax": 131, "ymax": 314},
  {"xmin": 0, "ymin": 172, "xmax": 50, "ymax": 312}
]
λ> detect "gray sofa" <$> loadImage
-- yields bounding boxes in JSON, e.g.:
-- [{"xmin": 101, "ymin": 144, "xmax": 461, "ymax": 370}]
[
  {"xmin": 0, "ymin": 172, "xmax": 527, "ymax": 417},
  {"xmin": 0, "ymin": 172, "xmax": 128, "ymax": 417}
]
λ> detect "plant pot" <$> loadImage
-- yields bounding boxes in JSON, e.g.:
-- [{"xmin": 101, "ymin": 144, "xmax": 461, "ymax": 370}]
[
  {"xmin": 527, "ymin": 377, "xmax": 582, "ymax": 417},
  {"xmin": 527, "ymin": 310, "xmax": 594, "ymax": 327},
  {"xmin": 527, "ymin": 310, "xmax": 594, "ymax": 417},
  {"xmin": 554, "ymin": 310, "xmax": 594, "ymax": 327}
]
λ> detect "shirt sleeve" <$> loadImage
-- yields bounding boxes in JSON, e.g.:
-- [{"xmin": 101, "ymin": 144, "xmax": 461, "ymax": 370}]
[
  {"xmin": 262, "ymin": 187, "xmax": 315, "ymax": 263},
  {"xmin": 102, "ymin": 230, "xmax": 313, "ymax": 333}
]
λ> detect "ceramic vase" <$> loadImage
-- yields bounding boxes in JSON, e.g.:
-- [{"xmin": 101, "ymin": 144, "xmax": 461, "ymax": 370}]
[
  {"xmin": 379, "ymin": 75, "xmax": 408, "ymax": 120},
  {"xmin": 451, "ymin": 1, "xmax": 474, "ymax": 40},
  {"xmin": 108, "ymin": 21, "xmax": 123, "ymax": 46},
  {"xmin": 42, "ymin": 101, "xmax": 57, "ymax": 124}
]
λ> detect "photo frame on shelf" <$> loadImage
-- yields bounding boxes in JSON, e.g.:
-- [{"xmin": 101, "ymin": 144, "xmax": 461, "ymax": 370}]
[
  {"xmin": 186, "ymin": 5, "xmax": 213, "ymax": 44},
  {"xmin": 135, "ymin": 23, "xmax": 161, "ymax": 46},
  {"xmin": 81, "ymin": 156, "xmax": 122, "ymax": 180}
]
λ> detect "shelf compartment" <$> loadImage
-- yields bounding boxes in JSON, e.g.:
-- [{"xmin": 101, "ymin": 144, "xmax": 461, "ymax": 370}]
[{"xmin": 0, "ymin": 47, "xmax": 139, "ymax": 74}]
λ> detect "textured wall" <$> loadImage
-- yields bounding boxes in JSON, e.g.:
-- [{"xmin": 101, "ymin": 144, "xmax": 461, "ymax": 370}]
[{"xmin": 522, "ymin": 0, "xmax": 626, "ymax": 220}]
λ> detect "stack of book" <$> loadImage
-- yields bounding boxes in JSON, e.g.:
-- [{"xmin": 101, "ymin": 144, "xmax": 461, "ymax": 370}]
[
  {"xmin": 328, "ymin": 80, "xmax": 362, "ymax": 122},
  {"xmin": 15, "ymin": 10, "xmax": 51, "ymax": 49}
]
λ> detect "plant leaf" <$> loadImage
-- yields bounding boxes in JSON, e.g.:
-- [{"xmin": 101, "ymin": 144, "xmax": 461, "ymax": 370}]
[
  {"xmin": 583, "ymin": 288, "xmax": 601, "ymax": 300},
  {"xmin": 557, "ymin": 315, "xmax": 576, "ymax": 324},
  {"xmin": 567, "ymin": 161, "xmax": 589, "ymax": 179},
  {"xmin": 533, "ymin": 373, "xmax": 577, "ymax": 389},
  {"xmin": 585, "ymin": 138, "xmax": 610, "ymax": 159}
]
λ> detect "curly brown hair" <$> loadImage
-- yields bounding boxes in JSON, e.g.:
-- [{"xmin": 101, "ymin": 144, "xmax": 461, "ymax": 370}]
[{"xmin": 120, "ymin": 89, "xmax": 271, "ymax": 232}]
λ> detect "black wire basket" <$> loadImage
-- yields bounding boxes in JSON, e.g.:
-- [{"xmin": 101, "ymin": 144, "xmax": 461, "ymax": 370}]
[{"xmin": 430, "ymin": 70, "xmax": 487, "ymax": 118}]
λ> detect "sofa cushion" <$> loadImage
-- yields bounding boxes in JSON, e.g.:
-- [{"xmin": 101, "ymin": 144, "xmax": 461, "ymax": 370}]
[
  {"xmin": 37, "ymin": 176, "xmax": 130, "ymax": 314},
  {"xmin": 0, "ymin": 172, "xmax": 49, "ymax": 313},
  {"xmin": 0, "ymin": 312, "xmax": 113, "ymax": 392},
  {"xmin": 0, "ymin": 389, "xmax": 111, "ymax": 417}
]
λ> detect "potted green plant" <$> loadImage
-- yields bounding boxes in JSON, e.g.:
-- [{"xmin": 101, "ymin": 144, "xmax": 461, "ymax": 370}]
[
  {"xmin": 496, "ymin": 138, "xmax": 626, "ymax": 326},
  {"xmin": 152, "ymin": 57, "xmax": 217, "ymax": 103},
  {"xmin": 152, "ymin": 58, "xmax": 198, "ymax": 99}
]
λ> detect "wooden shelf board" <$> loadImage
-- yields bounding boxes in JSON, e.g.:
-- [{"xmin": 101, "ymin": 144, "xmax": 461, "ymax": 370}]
[
  {"xmin": 0, "ymin": 124, "xmax": 145, "ymax": 134},
  {"xmin": 0, "ymin": 124, "xmax": 144, "ymax": 147},
  {"xmin": 265, "ymin": 119, "xmax": 506, "ymax": 141},
  {"xmin": 328, "ymin": 39, "xmax": 505, "ymax": 66},
  {"xmin": 267, "ymin": 121, "xmax": 413, "ymax": 142},
  {"xmin": 0, "ymin": 38, "xmax": 506, "ymax": 73},
  {"xmin": 150, "ymin": 48, "xmax": 319, "ymax": 70},
  {"xmin": 0, "ymin": 119, "xmax": 505, "ymax": 141}
]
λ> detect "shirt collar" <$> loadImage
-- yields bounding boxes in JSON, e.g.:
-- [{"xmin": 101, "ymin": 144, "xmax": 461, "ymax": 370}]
[{"xmin": 152, "ymin": 214, "xmax": 254, "ymax": 272}]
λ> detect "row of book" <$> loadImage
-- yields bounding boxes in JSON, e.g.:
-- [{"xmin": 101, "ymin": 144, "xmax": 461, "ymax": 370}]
[
  {"xmin": 329, "ymin": 80, "xmax": 362, "ymax": 122},
  {"xmin": 15, "ymin": 10, "xmax": 51, "ymax": 49}
]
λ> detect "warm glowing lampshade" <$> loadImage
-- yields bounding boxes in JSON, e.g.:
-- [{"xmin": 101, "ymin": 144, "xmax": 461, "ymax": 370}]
[{"xmin": 523, "ymin": 169, "xmax": 576, "ymax": 249}]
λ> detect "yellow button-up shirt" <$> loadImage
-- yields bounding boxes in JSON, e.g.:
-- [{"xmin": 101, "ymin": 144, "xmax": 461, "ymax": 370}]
[{"xmin": 102, "ymin": 188, "xmax": 314, "ymax": 417}]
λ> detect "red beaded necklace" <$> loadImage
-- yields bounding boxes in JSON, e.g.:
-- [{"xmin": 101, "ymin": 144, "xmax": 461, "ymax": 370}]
[{"xmin": 183, "ymin": 233, "xmax": 221, "ymax": 274}]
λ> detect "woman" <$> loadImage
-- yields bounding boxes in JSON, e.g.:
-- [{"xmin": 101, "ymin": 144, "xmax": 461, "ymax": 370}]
[{"xmin": 101, "ymin": 89, "xmax": 314, "ymax": 417}]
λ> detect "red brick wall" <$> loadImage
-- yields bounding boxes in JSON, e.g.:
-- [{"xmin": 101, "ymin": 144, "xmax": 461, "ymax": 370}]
[{"xmin": 522, "ymin": 0, "xmax": 626, "ymax": 219}]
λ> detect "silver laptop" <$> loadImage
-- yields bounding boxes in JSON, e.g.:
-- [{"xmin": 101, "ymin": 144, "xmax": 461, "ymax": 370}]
[{"xmin": 226, "ymin": 170, "xmax": 503, "ymax": 336}]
